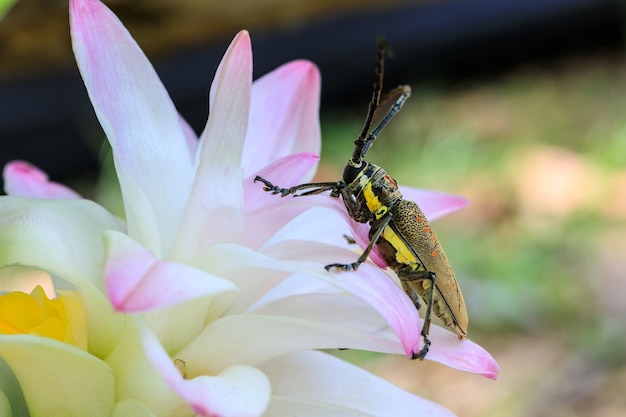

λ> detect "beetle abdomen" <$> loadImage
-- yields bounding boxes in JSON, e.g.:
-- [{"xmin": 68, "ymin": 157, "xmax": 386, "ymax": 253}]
[{"xmin": 374, "ymin": 200, "xmax": 468, "ymax": 338}]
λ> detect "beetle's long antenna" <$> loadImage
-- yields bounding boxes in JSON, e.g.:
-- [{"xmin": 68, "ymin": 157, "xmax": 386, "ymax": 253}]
[
  {"xmin": 350, "ymin": 38, "xmax": 387, "ymax": 167},
  {"xmin": 360, "ymin": 85, "xmax": 411, "ymax": 159}
]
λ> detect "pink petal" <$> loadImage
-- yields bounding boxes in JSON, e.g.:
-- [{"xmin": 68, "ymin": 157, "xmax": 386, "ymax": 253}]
[
  {"xmin": 103, "ymin": 231, "xmax": 237, "ymax": 312},
  {"xmin": 70, "ymin": 0, "xmax": 194, "ymax": 250},
  {"xmin": 245, "ymin": 152, "xmax": 320, "ymax": 213},
  {"xmin": 400, "ymin": 185, "xmax": 468, "ymax": 221},
  {"xmin": 138, "ymin": 321, "xmax": 271, "ymax": 417},
  {"xmin": 242, "ymin": 60, "xmax": 321, "ymax": 178},
  {"xmin": 173, "ymin": 31, "xmax": 252, "ymax": 256},
  {"xmin": 343, "ymin": 216, "xmax": 389, "ymax": 268},
  {"xmin": 3, "ymin": 161, "xmax": 81, "ymax": 199},
  {"xmin": 241, "ymin": 152, "xmax": 320, "ymax": 248},
  {"xmin": 263, "ymin": 240, "xmax": 422, "ymax": 357},
  {"xmin": 252, "ymin": 293, "xmax": 492, "ymax": 375},
  {"xmin": 422, "ymin": 325, "xmax": 500, "ymax": 379},
  {"xmin": 259, "ymin": 351, "xmax": 457, "ymax": 417}
]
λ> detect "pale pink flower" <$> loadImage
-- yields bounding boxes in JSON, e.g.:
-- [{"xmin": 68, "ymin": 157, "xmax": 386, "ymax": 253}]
[{"xmin": 0, "ymin": 0, "xmax": 498, "ymax": 415}]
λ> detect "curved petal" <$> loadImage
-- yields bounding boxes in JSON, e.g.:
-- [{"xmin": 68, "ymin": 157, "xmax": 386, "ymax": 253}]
[
  {"xmin": 400, "ymin": 186, "xmax": 468, "ymax": 221},
  {"xmin": 172, "ymin": 31, "xmax": 252, "ymax": 258},
  {"xmin": 421, "ymin": 325, "xmax": 500, "ymax": 379},
  {"xmin": 261, "ymin": 206, "xmax": 353, "ymax": 250},
  {"xmin": 138, "ymin": 320, "xmax": 271, "ymax": 417},
  {"xmin": 245, "ymin": 180, "xmax": 389, "ymax": 267},
  {"xmin": 3, "ymin": 161, "xmax": 81, "ymax": 199},
  {"xmin": 113, "ymin": 163, "xmax": 162, "ymax": 254},
  {"xmin": 178, "ymin": 113, "xmax": 199, "ymax": 157},
  {"xmin": 0, "ymin": 266, "xmax": 55, "ymax": 295},
  {"xmin": 242, "ymin": 60, "xmax": 321, "ymax": 177},
  {"xmin": 105, "ymin": 318, "xmax": 187, "ymax": 416},
  {"xmin": 0, "ymin": 392, "xmax": 11, "ymax": 417},
  {"xmin": 263, "ymin": 240, "xmax": 422, "ymax": 357},
  {"xmin": 178, "ymin": 314, "xmax": 405, "ymax": 374},
  {"xmin": 242, "ymin": 152, "xmax": 321, "ymax": 248},
  {"xmin": 103, "ymin": 231, "xmax": 238, "ymax": 313},
  {"xmin": 245, "ymin": 152, "xmax": 320, "ymax": 214},
  {"xmin": 0, "ymin": 335, "xmax": 114, "ymax": 417},
  {"xmin": 70, "ymin": 0, "xmax": 194, "ymax": 253},
  {"xmin": 188, "ymin": 243, "xmax": 297, "ymax": 317},
  {"xmin": 0, "ymin": 352, "xmax": 28, "ymax": 416},
  {"xmin": 251, "ymin": 291, "xmax": 393, "ymax": 334},
  {"xmin": 112, "ymin": 399, "xmax": 158, "ymax": 417},
  {"xmin": 0, "ymin": 197, "xmax": 123, "ymax": 292},
  {"xmin": 191, "ymin": 240, "xmax": 420, "ymax": 356},
  {"xmin": 259, "ymin": 351, "xmax": 457, "ymax": 417},
  {"xmin": 80, "ymin": 289, "xmax": 126, "ymax": 360},
  {"xmin": 189, "ymin": 242, "xmax": 292, "ymax": 289}
]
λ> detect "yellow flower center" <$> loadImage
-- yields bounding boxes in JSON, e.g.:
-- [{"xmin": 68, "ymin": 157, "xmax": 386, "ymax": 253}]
[{"xmin": 0, "ymin": 285, "xmax": 87, "ymax": 349}]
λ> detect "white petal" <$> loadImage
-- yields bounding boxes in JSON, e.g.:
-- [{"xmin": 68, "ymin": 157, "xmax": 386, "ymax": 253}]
[
  {"xmin": 0, "ymin": 197, "xmax": 123, "ymax": 292},
  {"xmin": 71, "ymin": 0, "xmax": 194, "ymax": 253},
  {"xmin": 173, "ymin": 31, "xmax": 252, "ymax": 258},
  {"xmin": 0, "ymin": 335, "xmax": 115, "ymax": 417},
  {"xmin": 178, "ymin": 314, "xmax": 404, "ymax": 374},
  {"xmin": 112, "ymin": 399, "xmax": 159, "ymax": 417},
  {"xmin": 105, "ymin": 318, "xmax": 187, "ymax": 416},
  {"xmin": 263, "ymin": 240, "xmax": 422, "ymax": 356},
  {"xmin": 138, "ymin": 319, "xmax": 271, "ymax": 417},
  {"xmin": 259, "ymin": 351, "xmax": 457, "ymax": 417}
]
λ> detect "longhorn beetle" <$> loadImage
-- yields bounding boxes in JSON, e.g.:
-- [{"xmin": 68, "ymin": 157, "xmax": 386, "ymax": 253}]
[{"xmin": 254, "ymin": 40, "xmax": 467, "ymax": 360}]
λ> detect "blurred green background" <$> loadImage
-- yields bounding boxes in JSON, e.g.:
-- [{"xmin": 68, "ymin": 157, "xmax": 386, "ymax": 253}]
[{"xmin": 1, "ymin": 0, "xmax": 625, "ymax": 416}]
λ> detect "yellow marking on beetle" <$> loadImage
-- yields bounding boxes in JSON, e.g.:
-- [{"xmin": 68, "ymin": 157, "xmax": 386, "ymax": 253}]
[
  {"xmin": 382, "ymin": 226, "xmax": 419, "ymax": 267},
  {"xmin": 362, "ymin": 181, "xmax": 382, "ymax": 212},
  {"xmin": 362, "ymin": 181, "xmax": 389, "ymax": 219}
]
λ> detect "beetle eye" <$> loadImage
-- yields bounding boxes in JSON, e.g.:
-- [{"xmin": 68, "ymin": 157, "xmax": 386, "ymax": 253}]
[{"xmin": 343, "ymin": 163, "xmax": 363, "ymax": 184}]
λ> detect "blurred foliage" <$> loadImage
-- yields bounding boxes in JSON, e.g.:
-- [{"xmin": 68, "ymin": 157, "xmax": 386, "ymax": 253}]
[
  {"xmin": 320, "ymin": 54, "xmax": 626, "ymax": 416},
  {"xmin": 0, "ymin": 0, "xmax": 17, "ymax": 19}
]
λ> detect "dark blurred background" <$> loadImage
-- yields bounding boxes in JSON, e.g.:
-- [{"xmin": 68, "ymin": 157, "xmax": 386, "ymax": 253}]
[
  {"xmin": 0, "ymin": 0, "xmax": 621, "ymax": 184},
  {"xmin": 2, "ymin": 1, "xmax": 626, "ymax": 416}
]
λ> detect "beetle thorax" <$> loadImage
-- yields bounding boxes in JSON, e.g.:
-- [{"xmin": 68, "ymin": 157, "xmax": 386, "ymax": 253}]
[{"xmin": 348, "ymin": 162, "xmax": 403, "ymax": 219}]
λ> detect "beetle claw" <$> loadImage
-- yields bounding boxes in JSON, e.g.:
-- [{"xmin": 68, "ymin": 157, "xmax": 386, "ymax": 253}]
[
  {"xmin": 324, "ymin": 262, "xmax": 361, "ymax": 272},
  {"xmin": 411, "ymin": 337, "xmax": 431, "ymax": 360}
]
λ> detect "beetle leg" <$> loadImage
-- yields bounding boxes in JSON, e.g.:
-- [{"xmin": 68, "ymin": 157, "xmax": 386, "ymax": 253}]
[
  {"xmin": 342, "ymin": 234, "xmax": 357, "ymax": 245},
  {"xmin": 397, "ymin": 267, "xmax": 437, "ymax": 360},
  {"xmin": 325, "ymin": 212, "xmax": 393, "ymax": 271},
  {"xmin": 337, "ymin": 187, "xmax": 370, "ymax": 222},
  {"xmin": 254, "ymin": 175, "xmax": 344, "ymax": 197}
]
